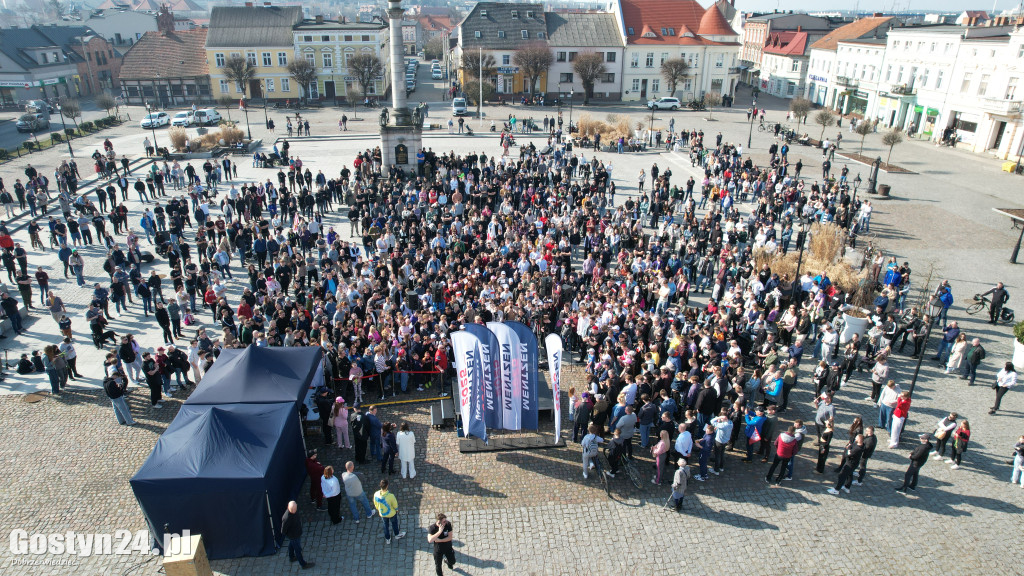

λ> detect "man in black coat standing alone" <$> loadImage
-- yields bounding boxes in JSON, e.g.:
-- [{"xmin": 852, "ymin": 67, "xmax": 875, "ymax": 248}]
[
  {"xmin": 281, "ymin": 501, "xmax": 314, "ymax": 569},
  {"xmin": 353, "ymin": 405, "xmax": 370, "ymax": 463},
  {"xmin": 896, "ymin": 434, "xmax": 934, "ymax": 494}
]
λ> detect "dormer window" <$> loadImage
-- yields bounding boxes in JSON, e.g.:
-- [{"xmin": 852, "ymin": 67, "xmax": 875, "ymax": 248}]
[
  {"xmin": 511, "ymin": 10, "xmax": 518, "ymax": 18},
  {"xmin": 498, "ymin": 31, "xmax": 505, "ymax": 38},
  {"xmin": 480, "ymin": 9, "xmax": 487, "ymax": 17},
  {"xmin": 537, "ymin": 32, "xmax": 545, "ymax": 38},
  {"xmin": 643, "ymin": 31, "xmax": 656, "ymax": 38},
  {"xmin": 668, "ymin": 28, "xmax": 675, "ymax": 35},
  {"xmin": 474, "ymin": 31, "xmax": 482, "ymax": 38},
  {"xmin": 661, "ymin": 28, "xmax": 667, "ymax": 35},
  {"xmin": 627, "ymin": 27, "xmax": 634, "ymax": 35},
  {"xmin": 526, "ymin": 10, "xmax": 534, "ymax": 17},
  {"xmin": 521, "ymin": 30, "xmax": 528, "ymax": 39}
]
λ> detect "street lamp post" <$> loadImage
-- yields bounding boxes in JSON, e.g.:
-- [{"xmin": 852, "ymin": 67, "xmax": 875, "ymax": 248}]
[
  {"xmin": 648, "ymin": 103, "xmax": 656, "ymax": 146},
  {"xmin": 55, "ymin": 103, "xmax": 73, "ymax": 158},
  {"xmin": 852, "ymin": 173, "xmax": 862, "ymax": 207},
  {"xmin": 261, "ymin": 81, "xmax": 269, "ymax": 129},
  {"xmin": 568, "ymin": 88, "xmax": 574, "ymax": 137},
  {"xmin": 897, "ymin": 281, "xmax": 936, "ymax": 445},
  {"xmin": 747, "ymin": 99, "xmax": 755, "ymax": 148},
  {"xmin": 241, "ymin": 97, "xmax": 252, "ymax": 140},
  {"xmin": 144, "ymin": 102, "xmax": 159, "ymax": 155},
  {"xmin": 795, "ymin": 220, "xmax": 808, "ymax": 278}
]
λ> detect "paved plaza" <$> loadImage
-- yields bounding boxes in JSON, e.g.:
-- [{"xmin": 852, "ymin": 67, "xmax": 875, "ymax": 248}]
[{"xmin": 1, "ymin": 91, "xmax": 1023, "ymax": 575}]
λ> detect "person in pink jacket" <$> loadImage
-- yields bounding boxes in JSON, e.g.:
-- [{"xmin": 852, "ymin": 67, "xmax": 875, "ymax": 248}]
[{"xmin": 651, "ymin": 430, "xmax": 670, "ymax": 485}]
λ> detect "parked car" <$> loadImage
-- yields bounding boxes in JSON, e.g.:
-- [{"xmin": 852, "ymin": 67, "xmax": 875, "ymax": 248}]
[
  {"xmin": 188, "ymin": 108, "xmax": 222, "ymax": 126},
  {"xmin": 170, "ymin": 112, "xmax": 192, "ymax": 127},
  {"xmin": 452, "ymin": 97, "xmax": 467, "ymax": 116},
  {"xmin": 141, "ymin": 112, "xmax": 170, "ymax": 128},
  {"xmin": 647, "ymin": 97, "xmax": 681, "ymax": 110},
  {"xmin": 25, "ymin": 99, "xmax": 54, "ymax": 114},
  {"xmin": 16, "ymin": 112, "xmax": 49, "ymax": 132}
]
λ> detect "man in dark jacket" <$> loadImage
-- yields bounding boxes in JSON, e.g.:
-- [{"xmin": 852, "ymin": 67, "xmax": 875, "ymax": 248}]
[
  {"xmin": 896, "ymin": 434, "xmax": 934, "ymax": 493},
  {"xmin": 981, "ymin": 282, "xmax": 1009, "ymax": 324},
  {"xmin": 854, "ymin": 426, "xmax": 877, "ymax": 485},
  {"xmin": 694, "ymin": 381, "xmax": 718, "ymax": 430},
  {"xmin": 960, "ymin": 338, "xmax": 986, "ymax": 385},
  {"xmin": 281, "ymin": 501, "xmax": 314, "ymax": 569},
  {"xmin": 353, "ymin": 406, "xmax": 370, "ymax": 463},
  {"xmin": 315, "ymin": 387, "xmax": 335, "ymax": 446}
]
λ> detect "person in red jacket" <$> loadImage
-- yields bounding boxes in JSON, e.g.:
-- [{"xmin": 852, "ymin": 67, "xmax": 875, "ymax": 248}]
[
  {"xmin": 434, "ymin": 345, "xmax": 449, "ymax": 396},
  {"xmin": 949, "ymin": 420, "xmax": 971, "ymax": 470},
  {"xmin": 889, "ymin": 391, "xmax": 912, "ymax": 448},
  {"xmin": 765, "ymin": 426, "xmax": 798, "ymax": 485},
  {"xmin": 305, "ymin": 450, "xmax": 326, "ymax": 511}
]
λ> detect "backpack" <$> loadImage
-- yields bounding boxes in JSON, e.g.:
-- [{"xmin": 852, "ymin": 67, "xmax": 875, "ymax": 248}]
[{"xmin": 582, "ymin": 434, "xmax": 599, "ymax": 457}]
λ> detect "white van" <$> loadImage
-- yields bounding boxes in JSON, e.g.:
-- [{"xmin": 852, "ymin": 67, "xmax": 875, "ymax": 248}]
[
  {"xmin": 189, "ymin": 108, "xmax": 222, "ymax": 126},
  {"xmin": 452, "ymin": 97, "xmax": 467, "ymax": 116}
]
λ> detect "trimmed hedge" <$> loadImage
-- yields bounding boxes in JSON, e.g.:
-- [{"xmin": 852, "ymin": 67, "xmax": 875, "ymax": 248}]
[
  {"xmin": 22, "ymin": 141, "xmax": 35, "ymax": 152},
  {"xmin": 80, "ymin": 121, "xmax": 94, "ymax": 131},
  {"xmin": 50, "ymin": 132, "xmax": 63, "ymax": 143}
]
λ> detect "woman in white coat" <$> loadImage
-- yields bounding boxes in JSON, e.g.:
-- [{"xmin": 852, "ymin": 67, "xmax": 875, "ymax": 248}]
[{"xmin": 396, "ymin": 422, "xmax": 417, "ymax": 479}]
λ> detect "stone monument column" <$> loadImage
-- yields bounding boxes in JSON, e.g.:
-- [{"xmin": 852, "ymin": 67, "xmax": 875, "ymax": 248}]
[{"xmin": 380, "ymin": 0, "xmax": 422, "ymax": 173}]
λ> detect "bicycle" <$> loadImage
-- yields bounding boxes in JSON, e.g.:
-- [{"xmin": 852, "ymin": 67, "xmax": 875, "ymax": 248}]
[
  {"xmin": 966, "ymin": 294, "xmax": 1015, "ymax": 323},
  {"xmin": 602, "ymin": 448, "xmax": 643, "ymax": 490}
]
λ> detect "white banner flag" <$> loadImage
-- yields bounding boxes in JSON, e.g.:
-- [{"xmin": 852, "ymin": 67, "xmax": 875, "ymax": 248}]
[
  {"xmin": 487, "ymin": 322, "xmax": 523, "ymax": 430},
  {"xmin": 545, "ymin": 334, "xmax": 563, "ymax": 444}
]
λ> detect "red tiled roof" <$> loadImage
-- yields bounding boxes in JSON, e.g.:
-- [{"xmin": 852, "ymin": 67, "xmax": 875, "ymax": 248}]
[
  {"xmin": 119, "ymin": 28, "xmax": 208, "ymax": 80},
  {"xmin": 697, "ymin": 3, "xmax": 735, "ymax": 36},
  {"xmin": 808, "ymin": 16, "xmax": 894, "ymax": 51},
  {"xmin": 621, "ymin": 0, "xmax": 739, "ymax": 46},
  {"xmin": 763, "ymin": 31, "xmax": 808, "ymax": 56}
]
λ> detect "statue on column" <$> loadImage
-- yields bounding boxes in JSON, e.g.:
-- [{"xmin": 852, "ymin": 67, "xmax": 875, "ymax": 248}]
[{"xmin": 379, "ymin": 107, "xmax": 390, "ymax": 127}]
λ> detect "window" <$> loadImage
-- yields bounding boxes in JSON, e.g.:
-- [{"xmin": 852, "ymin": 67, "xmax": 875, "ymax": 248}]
[
  {"xmin": 683, "ymin": 78, "xmax": 692, "ymax": 91},
  {"xmin": 521, "ymin": 30, "xmax": 528, "ymax": 39},
  {"xmin": 645, "ymin": 53, "xmax": 654, "ymax": 67},
  {"xmin": 630, "ymin": 53, "xmax": 639, "ymax": 68},
  {"xmin": 480, "ymin": 9, "xmax": 487, "ymax": 16},
  {"xmin": 502, "ymin": 55, "xmax": 510, "ymax": 65},
  {"xmin": 246, "ymin": 52, "xmax": 257, "ymax": 65},
  {"xmin": 278, "ymin": 52, "xmax": 288, "ymax": 66},
  {"xmin": 606, "ymin": 52, "xmax": 616, "ymax": 62},
  {"xmin": 603, "ymin": 73, "xmax": 615, "ymax": 83},
  {"xmin": 1018, "ymin": 45, "xmax": 1024, "ymax": 58},
  {"xmin": 1007, "ymin": 77, "xmax": 1018, "ymax": 100},
  {"xmin": 790, "ymin": 60, "xmax": 798, "ymax": 72},
  {"xmin": 303, "ymin": 35, "xmax": 313, "ymax": 42},
  {"xmin": 537, "ymin": 32, "xmax": 545, "ymax": 39},
  {"xmin": 235, "ymin": 81, "xmax": 243, "ymax": 93},
  {"xmin": 897, "ymin": 65, "xmax": 904, "ymax": 82},
  {"xmin": 885, "ymin": 64, "xmax": 892, "ymax": 81},
  {"xmin": 961, "ymin": 72, "xmax": 972, "ymax": 93},
  {"xmin": 930, "ymin": 42, "xmax": 936, "ymax": 52},
  {"xmin": 651, "ymin": 79, "xmax": 660, "ymax": 92},
  {"xmin": 345, "ymin": 52, "xmax": 353, "ymax": 66},
  {"xmin": 892, "ymin": 40, "xmax": 899, "ymax": 49},
  {"xmin": 559, "ymin": 72, "xmax": 573, "ymax": 83},
  {"xmin": 716, "ymin": 54, "xmax": 724, "ymax": 68},
  {"xmin": 305, "ymin": 53, "xmax": 315, "ymax": 65},
  {"xmin": 497, "ymin": 31, "xmax": 505, "ymax": 38},
  {"xmin": 661, "ymin": 28, "xmax": 667, "ymax": 35},
  {"xmin": 787, "ymin": 83, "xmax": 796, "ymax": 96},
  {"xmin": 262, "ymin": 52, "xmax": 272, "ymax": 66},
  {"xmin": 323, "ymin": 52, "xmax": 333, "ymax": 68},
  {"xmin": 41, "ymin": 52, "xmax": 48, "ymax": 64},
  {"xmin": 568, "ymin": 52, "xmax": 577, "ymax": 62},
  {"xmin": 921, "ymin": 68, "xmax": 929, "ymax": 86},
  {"xmin": 935, "ymin": 70, "xmax": 943, "ymax": 89},
  {"xmin": 511, "ymin": 10, "xmax": 519, "ymax": 18},
  {"xmin": 978, "ymin": 74, "xmax": 990, "ymax": 96},
  {"xmin": 344, "ymin": 35, "xmax": 353, "ymax": 42},
  {"xmin": 632, "ymin": 79, "xmax": 640, "ymax": 91},
  {"xmin": 215, "ymin": 53, "xmax": 225, "ymax": 67},
  {"xmin": 660, "ymin": 53, "xmax": 667, "ymax": 65},
  {"xmin": 266, "ymin": 78, "xmax": 275, "ymax": 92},
  {"xmin": 668, "ymin": 28, "xmax": 675, "ymax": 35},
  {"xmin": 53, "ymin": 51, "xmax": 59, "ymax": 62},
  {"xmin": 474, "ymin": 31, "xmax": 482, "ymax": 38},
  {"xmin": 526, "ymin": 10, "xmax": 534, "ymax": 18},
  {"xmin": 557, "ymin": 52, "xmax": 566, "ymax": 62},
  {"xmin": 219, "ymin": 79, "xmax": 229, "ymax": 93},
  {"xmin": 627, "ymin": 27, "xmax": 634, "ymax": 36},
  {"xmin": 322, "ymin": 35, "xmax": 330, "ymax": 42},
  {"xmin": 361, "ymin": 35, "xmax": 370, "ymax": 42},
  {"xmin": 281, "ymin": 78, "xmax": 290, "ymax": 92}
]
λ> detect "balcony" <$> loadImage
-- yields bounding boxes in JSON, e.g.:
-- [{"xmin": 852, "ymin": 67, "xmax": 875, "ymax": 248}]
[
  {"xmin": 835, "ymin": 75, "xmax": 858, "ymax": 87},
  {"xmin": 977, "ymin": 97, "xmax": 1023, "ymax": 116},
  {"xmin": 890, "ymin": 83, "xmax": 916, "ymax": 95},
  {"xmin": 728, "ymin": 66, "xmax": 745, "ymax": 74}
]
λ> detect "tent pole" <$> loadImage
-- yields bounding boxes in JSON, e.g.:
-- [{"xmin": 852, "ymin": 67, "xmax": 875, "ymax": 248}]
[
  {"xmin": 299, "ymin": 413, "xmax": 307, "ymax": 454},
  {"xmin": 266, "ymin": 491, "xmax": 278, "ymax": 550}
]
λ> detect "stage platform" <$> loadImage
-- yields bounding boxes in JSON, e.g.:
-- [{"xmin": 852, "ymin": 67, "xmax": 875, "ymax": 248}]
[{"xmin": 458, "ymin": 434, "xmax": 566, "ymax": 453}]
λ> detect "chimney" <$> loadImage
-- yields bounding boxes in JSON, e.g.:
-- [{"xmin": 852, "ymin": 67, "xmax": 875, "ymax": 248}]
[
  {"xmin": 315, "ymin": 14, "xmax": 323, "ymax": 24},
  {"xmin": 157, "ymin": 5, "xmax": 175, "ymax": 33},
  {"xmin": 873, "ymin": 12, "xmax": 882, "ymax": 17},
  {"xmin": 797, "ymin": 25, "xmax": 802, "ymax": 32},
  {"xmin": 263, "ymin": 1, "xmax": 271, "ymax": 6},
  {"xmin": 245, "ymin": 1, "xmax": 252, "ymax": 6}
]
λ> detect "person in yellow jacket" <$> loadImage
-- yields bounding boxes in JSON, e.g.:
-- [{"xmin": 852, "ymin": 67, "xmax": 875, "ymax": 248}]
[{"xmin": 372, "ymin": 479, "xmax": 406, "ymax": 544}]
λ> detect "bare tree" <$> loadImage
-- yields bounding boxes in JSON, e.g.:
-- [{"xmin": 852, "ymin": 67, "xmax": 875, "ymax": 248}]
[
  {"xmin": 814, "ymin": 108, "xmax": 836, "ymax": 141},
  {"xmin": 287, "ymin": 59, "xmax": 319, "ymax": 102},
  {"xmin": 463, "ymin": 79, "xmax": 495, "ymax": 105},
  {"xmin": 424, "ymin": 36, "xmax": 446, "ymax": 62},
  {"xmin": 216, "ymin": 95, "xmax": 235, "ymax": 122},
  {"xmin": 222, "ymin": 55, "xmax": 256, "ymax": 98},
  {"xmin": 513, "ymin": 43, "xmax": 553, "ymax": 96},
  {"xmin": 573, "ymin": 52, "xmax": 606, "ymax": 105},
  {"xmin": 703, "ymin": 92, "xmax": 722, "ymax": 120},
  {"xmin": 789, "ymin": 97, "xmax": 812, "ymax": 125},
  {"xmin": 882, "ymin": 129, "xmax": 904, "ymax": 164},
  {"xmin": 460, "ymin": 52, "xmax": 496, "ymax": 79},
  {"xmin": 348, "ymin": 54, "xmax": 385, "ymax": 105},
  {"xmin": 95, "ymin": 92, "xmax": 116, "ymax": 116},
  {"xmin": 854, "ymin": 121, "xmax": 873, "ymax": 153},
  {"xmin": 660, "ymin": 58, "xmax": 690, "ymax": 97},
  {"xmin": 57, "ymin": 96, "xmax": 80, "ymax": 130}
]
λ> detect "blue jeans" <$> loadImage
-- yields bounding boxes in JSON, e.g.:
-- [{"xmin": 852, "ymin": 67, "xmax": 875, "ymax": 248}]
[
  {"xmin": 8, "ymin": 310, "xmax": 23, "ymax": 333},
  {"xmin": 934, "ymin": 339, "xmax": 953, "ymax": 361},
  {"xmin": 639, "ymin": 423, "xmax": 652, "ymax": 448},
  {"xmin": 400, "ymin": 372, "xmax": 409, "ymax": 393},
  {"xmin": 111, "ymin": 396, "xmax": 135, "ymax": 424},
  {"xmin": 347, "ymin": 493, "xmax": 373, "ymax": 519},
  {"xmin": 380, "ymin": 514, "xmax": 400, "ymax": 539},
  {"xmin": 113, "ymin": 295, "xmax": 127, "ymax": 314},
  {"xmin": 287, "ymin": 537, "xmax": 306, "ymax": 567},
  {"xmin": 698, "ymin": 449, "xmax": 710, "ymax": 477},
  {"xmin": 935, "ymin": 307, "xmax": 949, "ymax": 328},
  {"xmin": 73, "ymin": 266, "xmax": 84, "ymax": 286},
  {"xmin": 879, "ymin": 404, "xmax": 895, "ymax": 430},
  {"xmin": 140, "ymin": 295, "xmax": 152, "ymax": 316},
  {"xmin": 370, "ymin": 435, "xmax": 382, "ymax": 460},
  {"xmin": 786, "ymin": 455, "xmax": 796, "ymax": 478},
  {"xmin": 46, "ymin": 369, "xmax": 60, "ymax": 393}
]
